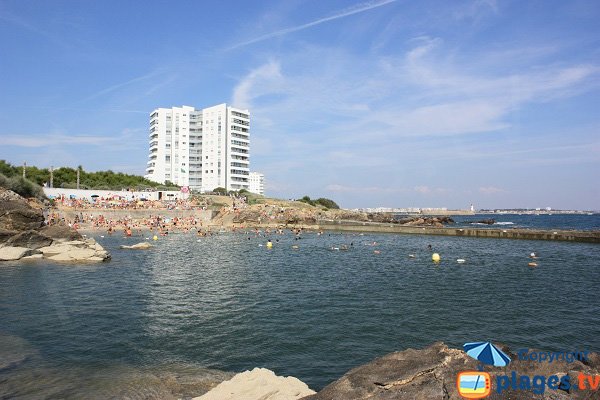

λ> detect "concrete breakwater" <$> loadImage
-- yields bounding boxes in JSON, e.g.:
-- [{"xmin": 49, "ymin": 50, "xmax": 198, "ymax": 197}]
[{"xmin": 312, "ymin": 220, "xmax": 600, "ymax": 243}]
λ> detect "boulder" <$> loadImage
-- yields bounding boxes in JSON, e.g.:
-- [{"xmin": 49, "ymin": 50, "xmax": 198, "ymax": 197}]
[
  {"xmin": 0, "ymin": 228, "xmax": 19, "ymax": 245},
  {"xmin": 0, "ymin": 189, "xmax": 23, "ymax": 202},
  {"xmin": 0, "ymin": 204, "xmax": 44, "ymax": 231},
  {"xmin": 0, "ymin": 246, "xmax": 34, "ymax": 261},
  {"xmin": 5, "ymin": 230, "xmax": 53, "ymax": 249},
  {"xmin": 120, "ymin": 242, "xmax": 152, "ymax": 250},
  {"xmin": 304, "ymin": 343, "xmax": 600, "ymax": 400},
  {"xmin": 37, "ymin": 224, "xmax": 83, "ymax": 241},
  {"xmin": 194, "ymin": 367, "xmax": 315, "ymax": 400},
  {"xmin": 0, "ymin": 188, "xmax": 108, "ymax": 263}
]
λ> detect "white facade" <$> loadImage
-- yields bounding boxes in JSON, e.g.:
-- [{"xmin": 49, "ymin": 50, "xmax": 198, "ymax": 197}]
[
  {"xmin": 248, "ymin": 172, "xmax": 265, "ymax": 195},
  {"xmin": 44, "ymin": 188, "xmax": 189, "ymax": 202},
  {"xmin": 145, "ymin": 104, "xmax": 250, "ymax": 192}
]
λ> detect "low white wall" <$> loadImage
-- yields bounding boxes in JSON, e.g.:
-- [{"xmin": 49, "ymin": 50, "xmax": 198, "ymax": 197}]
[{"xmin": 43, "ymin": 188, "xmax": 189, "ymax": 202}]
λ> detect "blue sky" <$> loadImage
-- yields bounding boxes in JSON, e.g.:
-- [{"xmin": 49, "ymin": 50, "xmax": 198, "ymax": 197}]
[{"xmin": 1, "ymin": 0, "xmax": 599, "ymax": 209}]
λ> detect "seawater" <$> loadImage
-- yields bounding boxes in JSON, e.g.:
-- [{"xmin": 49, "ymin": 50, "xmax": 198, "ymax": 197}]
[
  {"xmin": 449, "ymin": 213, "xmax": 599, "ymax": 231},
  {"xmin": 1, "ymin": 227, "xmax": 600, "ymax": 398}
]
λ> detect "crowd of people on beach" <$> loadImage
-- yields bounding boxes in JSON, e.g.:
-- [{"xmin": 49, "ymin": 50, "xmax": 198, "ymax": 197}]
[{"xmin": 50, "ymin": 194, "xmax": 199, "ymax": 211}]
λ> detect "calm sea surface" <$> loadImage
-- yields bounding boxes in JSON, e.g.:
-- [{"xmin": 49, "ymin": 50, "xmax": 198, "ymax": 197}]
[
  {"xmin": 440, "ymin": 213, "xmax": 600, "ymax": 230},
  {"xmin": 1, "ymin": 215, "xmax": 600, "ymax": 398}
]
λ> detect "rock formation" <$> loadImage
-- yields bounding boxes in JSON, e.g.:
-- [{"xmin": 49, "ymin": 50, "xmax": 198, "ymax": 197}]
[
  {"xmin": 474, "ymin": 218, "xmax": 496, "ymax": 225},
  {"xmin": 303, "ymin": 342, "xmax": 600, "ymax": 399},
  {"xmin": 0, "ymin": 188, "xmax": 110, "ymax": 262},
  {"xmin": 194, "ymin": 368, "xmax": 315, "ymax": 400}
]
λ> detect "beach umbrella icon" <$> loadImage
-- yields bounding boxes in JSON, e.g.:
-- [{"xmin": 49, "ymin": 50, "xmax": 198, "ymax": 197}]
[{"xmin": 463, "ymin": 342, "xmax": 511, "ymax": 367}]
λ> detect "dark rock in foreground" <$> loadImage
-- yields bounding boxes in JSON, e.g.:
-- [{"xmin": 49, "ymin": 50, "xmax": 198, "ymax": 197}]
[{"xmin": 303, "ymin": 342, "xmax": 600, "ymax": 399}]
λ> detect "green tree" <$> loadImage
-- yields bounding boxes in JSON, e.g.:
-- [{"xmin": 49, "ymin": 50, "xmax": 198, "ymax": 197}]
[
  {"xmin": 213, "ymin": 187, "xmax": 227, "ymax": 195},
  {"xmin": 315, "ymin": 198, "xmax": 340, "ymax": 209}
]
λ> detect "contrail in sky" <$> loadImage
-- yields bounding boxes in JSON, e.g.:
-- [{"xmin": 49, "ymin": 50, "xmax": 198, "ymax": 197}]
[{"xmin": 227, "ymin": 0, "xmax": 397, "ymax": 50}]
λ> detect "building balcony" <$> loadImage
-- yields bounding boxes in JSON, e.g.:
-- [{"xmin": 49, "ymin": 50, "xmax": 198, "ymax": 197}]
[{"xmin": 230, "ymin": 147, "xmax": 249, "ymax": 155}]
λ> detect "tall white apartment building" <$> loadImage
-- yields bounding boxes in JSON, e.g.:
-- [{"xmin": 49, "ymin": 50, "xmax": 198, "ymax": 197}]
[
  {"xmin": 248, "ymin": 172, "xmax": 265, "ymax": 195},
  {"xmin": 145, "ymin": 104, "xmax": 250, "ymax": 192}
]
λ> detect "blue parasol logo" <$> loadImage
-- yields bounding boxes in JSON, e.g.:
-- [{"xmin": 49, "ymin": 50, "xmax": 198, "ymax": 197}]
[{"xmin": 463, "ymin": 341, "xmax": 511, "ymax": 367}]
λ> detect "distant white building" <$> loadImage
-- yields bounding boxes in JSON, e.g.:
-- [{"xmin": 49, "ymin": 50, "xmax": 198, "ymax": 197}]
[
  {"xmin": 145, "ymin": 104, "xmax": 250, "ymax": 192},
  {"xmin": 248, "ymin": 172, "xmax": 265, "ymax": 195}
]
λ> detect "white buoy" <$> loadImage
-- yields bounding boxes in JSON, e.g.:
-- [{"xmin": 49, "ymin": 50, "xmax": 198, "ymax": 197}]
[
  {"xmin": 409, "ymin": 254, "xmax": 416, "ymax": 258},
  {"xmin": 457, "ymin": 259, "xmax": 466, "ymax": 264}
]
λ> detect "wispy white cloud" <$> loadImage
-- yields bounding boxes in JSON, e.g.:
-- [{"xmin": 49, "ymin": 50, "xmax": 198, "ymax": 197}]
[
  {"xmin": 232, "ymin": 61, "xmax": 283, "ymax": 109},
  {"xmin": 3, "ymin": 134, "xmax": 114, "ymax": 148},
  {"xmin": 231, "ymin": 37, "xmax": 599, "ymax": 206},
  {"xmin": 227, "ymin": 0, "xmax": 397, "ymax": 50},
  {"xmin": 82, "ymin": 70, "xmax": 167, "ymax": 102},
  {"xmin": 454, "ymin": 0, "xmax": 499, "ymax": 21},
  {"xmin": 0, "ymin": 7, "xmax": 69, "ymax": 48},
  {"xmin": 2, "ymin": 128, "xmax": 143, "ymax": 148}
]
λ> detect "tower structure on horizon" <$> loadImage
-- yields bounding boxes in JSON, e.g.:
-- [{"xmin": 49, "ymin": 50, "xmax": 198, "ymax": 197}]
[{"xmin": 145, "ymin": 104, "xmax": 250, "ymax": 192}]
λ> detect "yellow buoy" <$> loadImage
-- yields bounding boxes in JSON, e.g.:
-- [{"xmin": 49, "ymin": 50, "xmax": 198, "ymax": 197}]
[
  {"xmin": 153, "ymin": 235, "xmax": 158, "ymax": 241},
  {"xmin": 432, "ymin": 253, "xmax": 441, "ymax": 262},
  {"xmin": 266, "ymin": 241, "xmax": 273, "ymax": 248}
]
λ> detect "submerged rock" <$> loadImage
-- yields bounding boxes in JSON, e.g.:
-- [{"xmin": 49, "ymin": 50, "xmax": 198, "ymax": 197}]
[
  {"xmin": 120, "ymin": 242, "xmax": 153, "ymax": 250},
  {"xmin": 194, "ymin": 367, "xmax": 315, "ymax": 400}
]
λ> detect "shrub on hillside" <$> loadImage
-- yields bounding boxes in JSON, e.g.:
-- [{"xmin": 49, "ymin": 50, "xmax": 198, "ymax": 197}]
[{"xmin": 0, "ymin": 173, "xmax": 46, "ymax": 200}]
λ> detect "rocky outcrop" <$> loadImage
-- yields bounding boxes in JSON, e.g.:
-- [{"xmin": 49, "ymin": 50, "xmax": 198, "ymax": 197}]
[
  {"xmin": 303, "ymin": 342, "xmax": 600, "ymax": 399},
  {"xmin": 194, "ymin": 368, "xmax": 315, "ymax": 400},
  {"xmin": 0, "ymin": 188, "xmax": 110, "ymax": 263},
  {"xmin": 474, "ymin": 218, "xmax": 496, "ymax": 225},
  {"xmin": 396, "ymin": 216, "xmax": 455, "ymax": 227},
  {"xmin": 5, "ymin": 230, "xmax": 53, "ymax": 249},
  {"xmin": 35, "ymin": 238, "xmax": 111, "ymax": 262}
]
